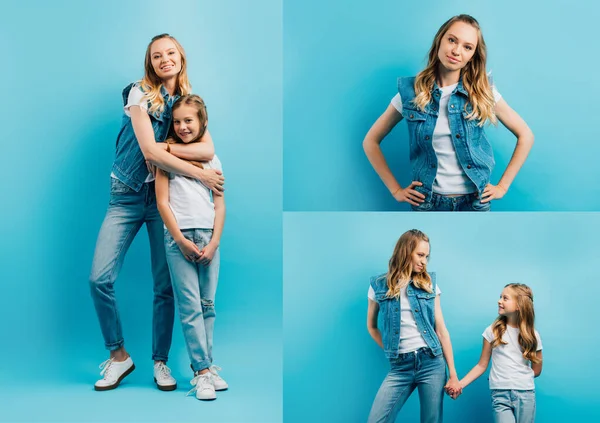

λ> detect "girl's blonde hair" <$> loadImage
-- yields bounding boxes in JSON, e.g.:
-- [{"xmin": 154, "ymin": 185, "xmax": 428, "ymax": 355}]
[
  {"xmin": 491, "ymin": 283, "xmax": 541, "ymax": 363},
  {"xmin": 386, "ymin": 229, "xmax": 432, "ymax": 298},
  {"xmin": 413, "ymin": 14, "xmax": 497, "ymax": 126},
  {"xmin": 140, "ymin": 33, "xmax": 192, "ymax": 116}
]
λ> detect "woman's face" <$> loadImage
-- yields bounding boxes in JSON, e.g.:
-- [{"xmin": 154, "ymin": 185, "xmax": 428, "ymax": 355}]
[
  {"xmin": 437, "ymin": 21, "xmax": 478, "ymax": 72},
  {"xmin": 411, "ymin": 240, "xmax": 430, "ymax": 273},
  {"xmin": 173, "ymin": 104, "xmax": 202, "ymax": 143},
  {"xmin": 150, "ymin": 38, "xmax": 182, "ymax": 80}
]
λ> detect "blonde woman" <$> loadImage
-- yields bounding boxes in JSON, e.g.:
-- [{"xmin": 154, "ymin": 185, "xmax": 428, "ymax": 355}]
[
  {"xmin": 367, "ymin": 230, "xmax": 460, "ymax": 423},
  {"xmin": 363, "ymin": 15, "xmax": 534, "ymax": 211},
  {"xmin": 89, "ymin": 34, "xmax": 224, "ymax": 392},
  {"xmin": 450, "ymin": 284, "xmax": 543, "ymax": 422}
]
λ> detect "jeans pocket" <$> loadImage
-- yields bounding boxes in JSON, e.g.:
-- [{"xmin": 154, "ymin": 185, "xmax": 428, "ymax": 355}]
[
  {"xmin": 411, "ymin": 199, "xmax": 435, "ymax": 212},
  {"xmin": 470, "ymin": 196, "xmax": 491, "ymax": 212}
]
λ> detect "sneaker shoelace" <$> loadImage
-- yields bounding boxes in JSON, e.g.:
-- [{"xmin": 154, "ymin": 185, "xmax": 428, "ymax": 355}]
[
  {"xmin": 155, "ymin": 362, "xmax": 172, "ymax": 381},
  {"xmin": 187, "ymin": 373, "xmax": 213, "ymax": 397},
  {"xmin": 99, "ymin": 358, "xmax": 115, "ymax": 380},
  {"xmin": 209, "ymin": 365, "xmax": 222, "ymax": 379}
]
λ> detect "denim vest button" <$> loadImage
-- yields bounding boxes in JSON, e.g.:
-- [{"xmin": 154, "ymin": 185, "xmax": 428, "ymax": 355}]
[
  {"xmin": 415, "ymin": 309, "xmax": 419, "ymax": 312},
  {"xmin": 409, "ymin": 114, "xmax": 414, "ymax": 119},
  {"xmin": 455, "ymin": 134, "xmax": 461, "ymax": 138},
  {"xmin": 425, "ymin": 135, "xmax": 430, "ymax": 140},
  {"xmin": 450, "ymin": 104, "xmax": 455, "ymax": 108},
  {"xmin": 467, "ymin": 165, "xmax": 472, "ymax": 169},
  {"xmin": 423, "ymin": 330, "xmax": 427, "ymax": 334},
  {"xmin": 430, "ymin": 164, "xmax": 435, "ymax": 168}
]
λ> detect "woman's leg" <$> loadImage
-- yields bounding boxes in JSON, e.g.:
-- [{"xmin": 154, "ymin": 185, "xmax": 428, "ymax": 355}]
[
  {"xmin": 415, "ymin": 351, "xmax": 446, "ymax": 423},
  {"xmin": 491, "ymin": 390, "xmax": 517, "ymax": 423}
]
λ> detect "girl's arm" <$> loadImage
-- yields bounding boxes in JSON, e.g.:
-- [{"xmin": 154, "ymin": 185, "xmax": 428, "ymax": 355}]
[
  {"xmin": 155, "ymin": 170, "xmax": 202, "ymax": 261},
  {"xmin": 458, "ymin": 338, "xmax": 492, "ymax": 389},
  {"xmin": 129, "ymin": 106, "xmax": 224, "ymax": 193},
  {"xmin": 481, "ymin": 99, "xmax": 535, "ymax": 203},
  {"xmin": 434, "ymin": 295, "xmax": 461, "ymax": 395},
  {"xmin": 531, "ymin": 351, "xmax": 543, "ymax": 377},
  {"xmin": 363, "ymin": 105, "xmax": 425, "ymax": 206},
  {"xmin": 367, "ymin": 299, "xmax": 383, "ymax": 348},
  {"xmin": 166, "ymin": 129, "xmax": 215, "ymax": 162},
  {"xmin": 198, "ymin": 193, "xmax": 226, "ymax": 266}
]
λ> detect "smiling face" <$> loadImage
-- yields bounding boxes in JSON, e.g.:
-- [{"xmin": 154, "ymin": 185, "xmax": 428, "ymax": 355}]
[
  {"xmin": 172, "ymin": 104, "xmax": 203, "ymax": 143},
  {"xmin": 411, "ymin": 240, "xmax": 430, "ymax": 274},
  {"xmin": 437, "ymin": 21, "xmax": 478, "ymax": 73},
  {"xmin": 150, "ymin": 37, "xmax": 182, "ymax": 81},
  {"xmin": 498, "ymin": 287, "xmax": 519, "ymax": 316}
]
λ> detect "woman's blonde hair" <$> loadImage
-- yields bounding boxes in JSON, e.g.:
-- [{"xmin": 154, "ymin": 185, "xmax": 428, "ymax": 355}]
[
  {"xmin": 140, "ymin": 33, "xmax": 192, "ymax": 116},
  {"xmin": 491, "ymin": 283, "xmax": 541, "ymax": 363},
  {"xmin": 386, "ymin": 229, "xmax": 432, "ymax": 298},
  {"xmin": 413, "ymin": 14, "xmax": 497, "ymax": 126}
]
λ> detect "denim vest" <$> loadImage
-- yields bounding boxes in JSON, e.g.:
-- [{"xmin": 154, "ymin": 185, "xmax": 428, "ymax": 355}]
[
  {"xmin": 398, "ymin": 76, "xmax": 495, "ymax": 201},
  {"xmin": 111, "ymin": 83, "xmax": 178, "ymax": 192},
  {"xmin": 370, "ymin": 272, "xmax": 442, "ymax": 358}
]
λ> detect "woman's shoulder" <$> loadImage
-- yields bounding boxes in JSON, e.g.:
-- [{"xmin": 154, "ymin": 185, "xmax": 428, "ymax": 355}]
[{"xmin": 370, "ymin": 273, "xmax": 388, "ymax": 289}]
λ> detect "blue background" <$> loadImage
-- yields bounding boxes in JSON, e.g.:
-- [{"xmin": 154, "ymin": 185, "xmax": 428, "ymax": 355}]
[
  {"xmin": 0, "ymin": 1, "xmax": 282, "ymax": 421},
  {"xmin": 283, "ymin": 0, "xmax": 600, "ymax": 211},
  {"xmin": 284, "ymin": 212, "xmax": 600, "ymax": 422}
]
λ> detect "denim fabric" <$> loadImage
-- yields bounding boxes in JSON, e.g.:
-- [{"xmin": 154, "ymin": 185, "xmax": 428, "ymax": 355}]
[
  {"xmin": 491, "ymin": 390, "xmax": 536, "ymax": 423},
  {"xmin": 164, "ymin": 229, "xmax": 220, "ymax": 372},
  {"xmin": 370, "ymin": 273, "xmax": 442, "ymax": 358},
  {"xmin": 89, "ymin": 178, "xmax": 174, "ymax": 361},
  {"xmin": 411, "ymin": 192, "xmax": 491, "ymax": 212},
  {"xmin": 112, "ymin": 83, "xmax": 178, "ymax": 192},
  {"xmin": 368, "ymin": 347, "xmax": 446, "ymax": 423},
  {"xmin": 398, "ymin": 77, "xmax": 495, "ymax": 202}
]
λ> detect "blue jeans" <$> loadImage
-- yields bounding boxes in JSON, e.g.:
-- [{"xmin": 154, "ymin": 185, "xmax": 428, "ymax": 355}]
[
  {"xmin": 411, "ymin": 192, "xmax": 491, "ymax": 212},
  {"xmin": 368, "ymin": 348, "xmax": 446, "ymax": 423},
  {"xmin": 89, "ymin": 178, "xmax": 174, "ymax": 361},
  {"xmin": 164, "ymin": 228, "xmax": 220, "ymax": 372},
  {"xmin": 491, "ymin": 390, "xmax": 536, "ymax": 423}
]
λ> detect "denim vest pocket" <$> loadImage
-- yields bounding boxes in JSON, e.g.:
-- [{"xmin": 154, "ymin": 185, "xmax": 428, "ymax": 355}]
[
  {"xmin": 403, "ymin": 107, "xmax": 427, "ymax": 142},
  {"xmin": 415, "ymin": 291, "xmax": 436, "ymax": 323}
]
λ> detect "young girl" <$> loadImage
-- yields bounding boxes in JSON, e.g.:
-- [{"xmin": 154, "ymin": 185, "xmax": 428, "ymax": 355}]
[
  {"xmin": 363, "ymin": 15, "xmax": 534, "ymax": 211},
  {"xmin": 452, "ymin": 284, "xmax": 543, "ymax": 422},
  {"xmin": 156, "ymin": 95, "xmax": 228, "ymax": 401},
  {"xmin": 89, "ymin": 34, "xmax": 225, "ymax": 392},
  {"xmin": 367, "ymin": 229, "xmax": 460, "ymax": 423}
]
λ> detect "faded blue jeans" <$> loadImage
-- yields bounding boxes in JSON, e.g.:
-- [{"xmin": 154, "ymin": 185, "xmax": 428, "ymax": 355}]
[
  {"xmin": 89, "ymin": 178, "xmax": 174, "ymax": 361},
  {"xmin": 411, "ymin": 192, "xmax": 491, "ymax": 212},
  {"xmin": 368, "ymin": 347, "xmax": 446, "ymax": 423},
  {"xmin": 491, "ymin": 389, "xmax": 536, "ymax": 423},
  {"xmin": 164, "ymin": 228, "xmax": 220, "ymax": 372}
]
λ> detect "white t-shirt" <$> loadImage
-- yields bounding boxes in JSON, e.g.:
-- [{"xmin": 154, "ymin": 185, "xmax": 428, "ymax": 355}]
[
  {"xmin": 368, "ymin": 284, "xmax": 441, "ymax": 353},
  {"xmin": 391, "ymin": 84, "xmax": 502, "ymax": 195},
  {"xmin": 482, "ymin": 325, "xmax": 543, "ymax": 390},
  {"xmin": 167, "ymin": 155, "xmax": 222, "ymax": 230}
]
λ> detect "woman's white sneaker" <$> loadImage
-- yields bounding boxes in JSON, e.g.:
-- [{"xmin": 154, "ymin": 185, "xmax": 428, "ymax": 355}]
[
  {"xmin": 209, "ymin": 365, "xmax": 229, "ymax": 391},
  {"xmin": 94, "ymin": 357, "xmax": 135, "ymax": 391},
  {"xmin": 188, "ymin": 373, "xmax": 216, "ymax": 401},
  {"xmin": 154, "ymin": 362, "xmax": 177, "ymax": 391}
]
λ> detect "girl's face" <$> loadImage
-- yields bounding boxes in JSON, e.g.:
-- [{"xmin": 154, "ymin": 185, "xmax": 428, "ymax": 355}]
[
  {"xmin": 411, "ymin": 240, "xmax": 430, "ymax": 273},
  {"xmin": 173, "ymin": 104, "xmax": 202, "ymax": 143},
  {"xmin": 150, "ymin": 38, "xmax": 182, "ymax": 80},
  {"xmin": 437, "ymin": 21, "xmax": 478, "ymax": 72},
  {"xmin": 498, "ymin": 288, "xmax": 519, "ymax": 316}
]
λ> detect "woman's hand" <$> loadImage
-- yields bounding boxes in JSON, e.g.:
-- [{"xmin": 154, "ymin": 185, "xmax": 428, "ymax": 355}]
[
  {"xmin": 392, "ymin": 181, "xmax": 425, "ymax": 206},
  {"xmin": 198, "ymin": 243, "xmax": 218, "ymax": 266},
  {"xmin": 481, "ymin": 183, "xmax": 508, "ymax": 203},
  {"xmin": 199, "ymin": 169, "xmax": 225, "ymax": 195},
  {"xmin": 177, "ymin": 238, "xmax": 202, "ymax": 262},
  {"xmin": 444, "ymin": 376, "xmax": 463, "ymax": 400}
]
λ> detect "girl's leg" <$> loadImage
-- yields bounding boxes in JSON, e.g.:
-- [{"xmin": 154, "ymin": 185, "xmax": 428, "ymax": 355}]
[
  {"xmin": 491, "ymin": 390, "xmax": 517, "ymax": 423},
  {"xmin": 197, "ymin": 230, "xmax": 220, "ymax": 364},
  {"xmin": 367, "ymin": 355, "xmax": 417, "ymax": 423},
  {"xmin": 89, "ymin": 178, "xmax": 145, "ymax": 352},
  {"xmin": 514, "ymin": 390, "xmax": 536, "ymax": 423},
  {"xmin": 415, "ymin": 351, "xmax": 446, "ymax": 423}
]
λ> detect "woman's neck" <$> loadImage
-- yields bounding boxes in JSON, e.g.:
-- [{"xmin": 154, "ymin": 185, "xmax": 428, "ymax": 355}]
[
  {"xmin": 437, "ymin": 65, "xmax": 461, "ymax": 87},
  {"xmin": 162, "ymin": 77, "xmax": 177, "ymax": 96}
]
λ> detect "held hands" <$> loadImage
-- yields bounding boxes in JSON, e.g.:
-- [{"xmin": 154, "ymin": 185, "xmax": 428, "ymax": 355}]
[
  {"xmin": 481, "ymin": 183, "xmax": 508, "ymax": 203},
  {"xmin": 444, "ymin": 377, "xmax": 463, "ymax": 400},
  {"xmin": 198, "ymin": 243, "xmax": 218, "ymax": 266},
  {"xmin": 177, "ymin": 238, "xmax": 202, "ymax": 262},
  {"xmin": 200, "ymin": 169, "xmax": 225, "ymax": 196},
  {"xmin": 392, "ymin": 181, "xmax": 425, "ymax": 206}
]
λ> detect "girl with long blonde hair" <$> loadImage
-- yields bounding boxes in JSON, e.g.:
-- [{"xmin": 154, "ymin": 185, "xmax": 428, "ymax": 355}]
[
  {"xmin": 367, "ymin": 230, "xmax": 460, "ymax": 422},
  {"xmin": 451, "ymin": 284, "xmax": 543, "ymax": 422},
  {"xmin": 89, "ymin": 34, "xmax": 225, "ymax": 392},
  {"xmin": 363, "ymin": 14, "xmax": 534, "ymax": 211}
]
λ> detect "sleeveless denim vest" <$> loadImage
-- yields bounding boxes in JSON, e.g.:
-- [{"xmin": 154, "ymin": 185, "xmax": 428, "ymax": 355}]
[
  {"xmin": 111, "ymin": 83, "xmax": 178, "ymax": 192},
  {"xmin": 398, "ymin": 76, "xmax": 495, "ymax": 201},
  {"xmin": 370, "ymin": 272, "xmax": 442, "ymax": 358}
]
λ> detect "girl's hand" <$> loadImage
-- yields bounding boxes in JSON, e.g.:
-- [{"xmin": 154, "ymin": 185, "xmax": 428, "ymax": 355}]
[
  {"xmin": 177, "ymin": 238, "xmax": 202, "ymax": 262},
  {"xmin": 198, "ymin": 243, "xmax": 218, "ymax": 266},
  {"xmin": 199, "ymin": 169, "xmax": 225, "ymax": 196},
  {"xmin": 481, "ymin": 183, "xmax": 507, "ymax": 203},
  {"xmin": 392, "ymin": 181, "xmax": 425, "ymax": 206},
  {"xmin": 444, "ymin": 377, "xmax": 463, "ymax": 400}
]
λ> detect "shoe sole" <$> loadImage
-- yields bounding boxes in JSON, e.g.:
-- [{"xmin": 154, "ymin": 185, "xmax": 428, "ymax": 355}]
[
  {"xmin": 197, "ymin": 395, "xmax": 217, "ymax": 401},
  {"xmin": 215, "ymin": 386, "xmax": 228, "ymax": 391},
  {"xmin": 94, "ymin": 363, "xmax": 136, "ymax": 391},
  {"xmin": 154, "ymin": 377, "xmax": 177, "ymax": 391}
]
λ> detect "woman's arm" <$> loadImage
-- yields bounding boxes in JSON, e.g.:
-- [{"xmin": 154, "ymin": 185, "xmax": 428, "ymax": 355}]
[
  {"xmin": 531, "ymin": 351, "xmax": 543, "ymax": 377},
  {"xmin": 363, "ymin": 105, "xmax": 425, "ymax": 206},
  {"xmin": 458, "ymin": 338, "xmax": 492, "ymax": 389},
  {"xmin": 199, "ymin": 193, "xmax": 226, "ymax": 266},
  {"xmin": 130, "ymin": 106, "xmax": 224, "ymax": 193},
  {"xmin": 367, "ymin": 299, "xmax": 383, "ymax": 348},
  {"xmin": 166, "ymin": 129, "xmax": 215, "ymax": 162},
  {"xmin": 155, "ymin": 170, "xmax": 201, "ymax": 261},
  {"xmin": 481, "ymin": 98, "xmax": 535, "ymax": 203},
  {"xmin": 434, "ymin": 295, "xmax": 461, "ymax": 396}
]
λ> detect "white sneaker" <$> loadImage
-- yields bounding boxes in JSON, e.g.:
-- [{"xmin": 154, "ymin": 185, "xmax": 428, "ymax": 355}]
[
  {"xmin": 154, "ymin": 362, "xmax": 177, "ymax": 391},
  {"xmin": 209, "ymin": 365, "xmax": 229, "ymax": 391},
  {"xmin": 94, "ymin": 357, "xmax": 135, "ymax": 391},
  {"xmin": 188, "ymin": 372, "xmax": 216, "ymax": 401}
]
